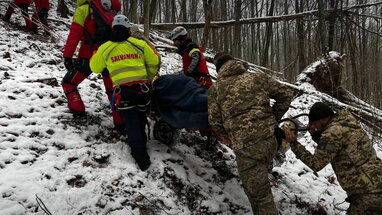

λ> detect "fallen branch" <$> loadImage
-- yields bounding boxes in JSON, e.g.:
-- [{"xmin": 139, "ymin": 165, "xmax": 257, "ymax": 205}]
[{"xmin": 23, "ymin": 77, "xmax": 59, "ymax": 87}]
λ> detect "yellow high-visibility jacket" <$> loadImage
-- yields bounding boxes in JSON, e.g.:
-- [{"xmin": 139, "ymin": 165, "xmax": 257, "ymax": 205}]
[{"xmin": 90, "ymin": 37, "xmax": 160, "ymax": 87}]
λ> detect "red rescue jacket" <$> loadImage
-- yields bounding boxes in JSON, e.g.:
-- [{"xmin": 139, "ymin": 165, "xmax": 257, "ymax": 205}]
[
  {"xmin": 63, "ymin": 0, "xmax": 115, "ymax": 59},
  {"xmin": 178, "ymin": 38, "xmax": 212, "ymax": 88}
]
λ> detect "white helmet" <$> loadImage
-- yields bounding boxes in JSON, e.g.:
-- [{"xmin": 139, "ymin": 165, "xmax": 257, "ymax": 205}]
[
  {"xmin": 101, "ymin": 0, "xmax": 121, "ymax": 12},
  {"xmin": 170, "ymin": 26, "xmax": 187, "ymax": 41},
  {"xmin": 112, "ymin": 15, "xmax": 131, "ymax": 29},
  {"xmin": 101, "ymin": 0, "xmax": 112, "ymax": 10}
]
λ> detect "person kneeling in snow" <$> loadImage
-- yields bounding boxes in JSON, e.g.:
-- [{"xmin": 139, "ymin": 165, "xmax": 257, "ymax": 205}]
[
  {"xmin": 285, "ymin": 102, "xmax": 382, "ymax": 214},
  {"xmin": 90, "ymin": 15, "xmax": 160, "ymax": 171}
]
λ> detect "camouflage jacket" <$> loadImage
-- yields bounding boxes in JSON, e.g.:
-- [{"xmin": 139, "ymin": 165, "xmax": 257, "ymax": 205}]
[
  {"xmin": 291, "ymin": 110, "xmax": 382, "ymax": 196},
  {"xmin": 208, "ymin": 60, "xmax": 294, "ymax": 150}
]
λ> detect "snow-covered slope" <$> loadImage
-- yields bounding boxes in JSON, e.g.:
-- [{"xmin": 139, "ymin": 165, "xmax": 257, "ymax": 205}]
[
  {"xmin": 1, "ymin": 3, "xmax": 382, "ymax": 215},
  {"xmin": 0, "ymin": 9, "xmax": 250, "ymax": 214}
]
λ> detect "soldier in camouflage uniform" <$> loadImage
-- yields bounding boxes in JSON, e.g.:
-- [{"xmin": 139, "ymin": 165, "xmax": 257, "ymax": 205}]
[
  {"xmin": 286, "ymin": 102, "xmax": 382, "ymax": 214},
  {"xmin": 208, "ymin": 52, "xmax": 294, "ymax": 214}
]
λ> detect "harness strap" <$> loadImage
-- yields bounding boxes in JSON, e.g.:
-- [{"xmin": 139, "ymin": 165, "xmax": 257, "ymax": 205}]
[{"xmin": 111, "ymin": 82, "xmax": 151, "ymax": 111}]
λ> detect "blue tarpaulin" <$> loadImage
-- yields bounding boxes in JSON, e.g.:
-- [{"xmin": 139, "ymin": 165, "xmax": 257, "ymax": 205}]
[{"xmin": 152, "ymin": 74, "xmax": 210, "ymax": 130}]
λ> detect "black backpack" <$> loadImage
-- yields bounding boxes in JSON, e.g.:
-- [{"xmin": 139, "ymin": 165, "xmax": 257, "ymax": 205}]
[{"xmin": 84, "ymin": 0, "xmax": 113, "ymax": 45}]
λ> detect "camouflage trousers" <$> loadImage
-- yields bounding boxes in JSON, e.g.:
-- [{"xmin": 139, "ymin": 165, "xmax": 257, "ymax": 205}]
[
  {"xmin": 347, "ymin": 193, "xmax": 382, "ymax": 215},
  {"xmin": 234, "ymin": 134, "xmax": 278, "ymax": 215}
]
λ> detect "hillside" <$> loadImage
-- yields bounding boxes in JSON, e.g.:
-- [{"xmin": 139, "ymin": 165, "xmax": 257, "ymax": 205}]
[{"xmin": 1, "ymin": 3, "xmax": 382, "ymax": 215}]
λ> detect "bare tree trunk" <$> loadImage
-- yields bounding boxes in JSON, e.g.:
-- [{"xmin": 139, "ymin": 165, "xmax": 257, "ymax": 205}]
[
  {"xmin": 57, "ymin": 0, "xmax": 69, "ymax": 18},
  {"xmin": 189, "ymin": 0, "xmax": 198, "ymax": 40},
  {"xmin": 211, "ymin": 2, "xmax": 219, "ymax": 50},
  {"xmin": 261, "ymin": 0, "xmax": 275, "ymax": 67},
  {"xmin": 275, "ymin": 22, "xmax": 280, "ymax": 71},
  {"xmin": 149, "ymin": 0, "xmax": 157, "ymax": 23},
  {"xmin": 283, "ymin": 0, "xmax": 290, "ymax": 79},
  {"xmin": 295, "ymin": 0, "xmax": 305, "ymax": 72},
  {"xmin": 171, "ymin": 0, "xmax": 176, "ymax": 23},
  {"xmin": 163, "ymin": 0, "xmax": 169, "ymax": 23},
  {"xmin": 346, "ymin": 17, "xmax": 359, "ymax": 96},
  {"xmin": 375, "ymin": 7, "xmax": 382, "ymax": 108},
  {"xmin": 180, "ymin": 0, "xmax": 187, "ymax": 22},
  {"xmin": 202, "ymin": 0, "xmax": 213, "ymax": 48},
  {"xmin": 128, "ymin": 0, "xmax": 138, "ymax": 23},
  {"xmin": 233, "ymin": 0, "xmax": 242, "ymax": 57},
  {"xmin": 360, "ymin": 2, "xmax": 368, "ymax": 101},
  {"xmin": 317, "ymin": 0, "xmax": 328, "ymax": 54},
  {"xmin": 157, "ymin": 0, "xmax": 161, "ymax": 23},
  {"xmin": 143, "ymin": 0, "xmax": 150, "ymax": 38},
  {"xmin": 250, "ymin": 0, "xmax": 257, "ymax": 63},
  {"xmin": 221, "ymin": 0, "xmax": 228, "ymax": 52},
  {"xmin": 327, "ymin": 0, "xmax": 337, "ymax": 50},
  {"xmin": 122, "ymin": 0, "xmax": 129, "ymax": 16}
]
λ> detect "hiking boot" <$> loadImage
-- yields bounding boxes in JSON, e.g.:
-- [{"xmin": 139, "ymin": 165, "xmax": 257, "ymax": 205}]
[
  {"xmin": 67, "ymin": 91, "xmax": 85, "ymax": 113},
  {"xmin": 131, "ymin": 149, "xmax": 151, "ymax": 171},
  {"xmin": 63, "ymin": 83, "xmax": 85, "ymax": 114},
  {"xmin": 138, "ymin": 159, "xmax": 151, "ymax": 171}
]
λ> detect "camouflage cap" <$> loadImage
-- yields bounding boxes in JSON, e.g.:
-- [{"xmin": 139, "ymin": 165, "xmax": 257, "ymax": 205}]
[{"xmin": 309, "ymin": 102, "xmax": 334, "ymax": 123}]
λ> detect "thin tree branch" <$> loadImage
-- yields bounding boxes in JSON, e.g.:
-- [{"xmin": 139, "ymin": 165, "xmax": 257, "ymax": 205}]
[
  {"xmin": 347, "ymin": 11, "xmax": 382, "ymax": 20},
  {"xmin": 344, "ymin": 15, "xmax": 382, "ymax": 37}
]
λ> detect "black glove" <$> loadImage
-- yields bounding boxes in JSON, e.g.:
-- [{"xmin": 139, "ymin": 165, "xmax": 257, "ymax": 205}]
[
  {"xmin": 274, "ymin": 127, "xmax": 285, "ymax": 150},
  {"xmin": 64, "ymin": 58, "xmax": 75, "ymax": 73},
  {"xmin": 311, "ymin": 130, "xmax": 323, "ymax": 143},
  {"xmin": 187, "ymin": 69, "xmax": 199, "ymax": 78}
]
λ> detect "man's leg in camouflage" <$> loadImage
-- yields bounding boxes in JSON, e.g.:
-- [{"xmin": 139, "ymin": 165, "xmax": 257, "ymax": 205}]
[
  {"xmin": 347, "ymin": 193, "xmax": 382, "ymax": 215},
  {"xmin": 235, "ymin": 140, "xmax": 278, "ymax": 215}
]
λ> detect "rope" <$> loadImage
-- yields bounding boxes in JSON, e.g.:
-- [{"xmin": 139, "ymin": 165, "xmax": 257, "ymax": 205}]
[{"xmin": 35, "ymin": 195, "xmax": 53, "ymax": 215}]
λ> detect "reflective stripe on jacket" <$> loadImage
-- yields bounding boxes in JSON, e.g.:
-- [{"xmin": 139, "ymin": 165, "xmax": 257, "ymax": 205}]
[{"xmin": 90, "ymin": 37, "xmax": 160, "ymax": 87}]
